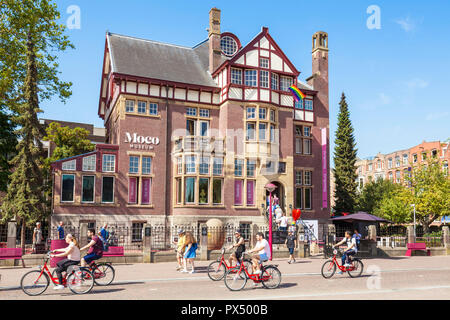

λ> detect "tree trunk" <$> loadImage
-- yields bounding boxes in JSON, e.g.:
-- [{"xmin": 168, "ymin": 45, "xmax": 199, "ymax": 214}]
[{"xmin": 21, "ymin": 219, "xmax": 26, "ymax": 255}]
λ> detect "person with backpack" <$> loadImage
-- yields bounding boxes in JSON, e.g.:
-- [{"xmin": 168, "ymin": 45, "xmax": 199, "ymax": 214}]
[
  {"xmin": 181, "ymin": 231, "xmax": 198, "ymax": 274},
  {"xmin": 332, "ymin": 230, "xmax": 357, "ymax": 274}
]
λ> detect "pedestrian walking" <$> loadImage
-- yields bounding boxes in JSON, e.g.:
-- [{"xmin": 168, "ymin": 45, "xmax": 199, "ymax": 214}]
[
  {"xmin": 182, "ymin": 231, "xmax": 198, "ymax": 274},
  {"xmin": 33, "ymin": 222, "xmax": 44, "ymax": 253},
  {"xmin": 174, "ymin": 229, "xmax": 186, "ymax": 271},
  {"xmin": 285, "ymin": 231, "xmax": 297, "ymax": 264},
  {"xmin": 57, "ymin": 221, "xmax": 65, "ymax": 240}
]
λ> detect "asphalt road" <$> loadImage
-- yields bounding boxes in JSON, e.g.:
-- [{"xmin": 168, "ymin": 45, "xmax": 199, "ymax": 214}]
[{"xmin": 1, "ymin": 255, "xmax": 450, "ymax": 300}]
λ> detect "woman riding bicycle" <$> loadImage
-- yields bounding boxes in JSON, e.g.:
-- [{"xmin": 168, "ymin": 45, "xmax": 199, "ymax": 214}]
[
  {"xmin": 332, "ymin": 230, "xmax": 357, "ymax": 274},
  {"xmin": 227, "ymin": 230, "xmax": 245, "ymax": 268},
  {"xmin": 50, "ymin": 234, "xmax": 81, "ymax": 290}
]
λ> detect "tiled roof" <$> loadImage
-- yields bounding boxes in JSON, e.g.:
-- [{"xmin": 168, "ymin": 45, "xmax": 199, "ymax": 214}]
[{"xmin": 107, "ymin": 33, "xmax": 218, "ymax": 88}]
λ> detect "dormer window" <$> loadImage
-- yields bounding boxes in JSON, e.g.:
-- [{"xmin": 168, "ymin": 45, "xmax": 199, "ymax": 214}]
[{"xmin": 220, "ymin": 35, "xmax": 238, "ymax": 56}]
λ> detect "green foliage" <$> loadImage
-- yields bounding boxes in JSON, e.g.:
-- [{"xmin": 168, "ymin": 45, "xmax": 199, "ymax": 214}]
[
  {"xmin": 43, "ymin": 122, "xmax": 95, "ymax": 168},
  {"xmin": 0, "ymin": 0, "xmax": 73, "ymax": 250},
  {"xmin": 356, "ymin": 178, "xmax": 399, "ymax": 214},
  {"xmin": 333, "ymin": 93, "xmax": 358, "ymax": 215},
  {"xmin": 372, "ymin": 159, "xmax": 450, "ymax": 232},
  {"xmin": 0, "ymin": 108, "xmax": 17, "ymax": 191}
]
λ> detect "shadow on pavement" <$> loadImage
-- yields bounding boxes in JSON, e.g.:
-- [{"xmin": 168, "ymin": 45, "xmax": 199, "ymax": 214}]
[{"xmin": 277, "ymin": 282, "xmax": 298, "ymax": 289}]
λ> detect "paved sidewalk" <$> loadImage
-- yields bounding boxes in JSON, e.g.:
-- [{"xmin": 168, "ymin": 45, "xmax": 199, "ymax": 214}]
[{"xmin": 1, "ymin": 255, "xmax": 450, "ymax": 299}]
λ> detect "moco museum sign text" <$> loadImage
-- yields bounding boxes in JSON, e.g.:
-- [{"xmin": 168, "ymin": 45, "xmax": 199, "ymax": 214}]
[{"xmin": 124, "ymin": 132, "xmax": 160, "ymax": 150}]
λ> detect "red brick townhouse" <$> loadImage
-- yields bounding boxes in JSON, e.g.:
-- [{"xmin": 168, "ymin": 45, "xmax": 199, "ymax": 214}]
[{"xmin": 51, "ymin": 8, "xmax": 331, "ymax": 236}]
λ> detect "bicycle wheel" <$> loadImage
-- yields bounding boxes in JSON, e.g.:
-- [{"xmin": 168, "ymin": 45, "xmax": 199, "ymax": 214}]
[
  {"xmin": 92, "ymin": 263, "xmax": 115, "ymax": 286},
  {"xmin": 261, "ymin": 266, "xmax": 282, "ymax": 289},
  {"xmin": 321, "ymin": 260, "xmax": 337, "ymax": 279},
  {"xmin": 67, "ymin": 268, "xmax": 94, "ymax": 294},
  {"xmin": 348, "ymin": 259, "xmax": 364, "ymax": 278},
  {"xmin": 21, "ymin": 270, "xmax": 50, "ymax": 296},
  {"xmin": 224, "ymin": 268, "xmax": 247, "ymax": 291},
  {"xmin": 207, "ymin": 261, "xmax": 226, "ymax": 281}
]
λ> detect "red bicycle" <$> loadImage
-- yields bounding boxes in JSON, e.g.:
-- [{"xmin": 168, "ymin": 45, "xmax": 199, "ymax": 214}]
[
  {"xmin": 321, "ymin": 248, "xmax": 364, "ymax": 279},
  {"xmin": 207, "ymin": 248, "xmax": 252, "ymax": 281},
  {"xmin": 51, "ymin": 260, "xmax": 115, "ymax": 286},
  {"xmin": 20, "ymin": 252, "xmax": 95, "ymax": 296},
  {"xmin": 224, "ymin": 252, "xmax": 282, "ymax": 291}
]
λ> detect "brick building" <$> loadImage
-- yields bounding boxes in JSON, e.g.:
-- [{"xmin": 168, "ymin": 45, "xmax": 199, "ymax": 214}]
[
  {"xmin": 50, "ymin": 8, "xmax": 331, "ymax": 234},
  {"xmin": 355, "ymin": 140, "xmax": 449, "ymax": 190}
]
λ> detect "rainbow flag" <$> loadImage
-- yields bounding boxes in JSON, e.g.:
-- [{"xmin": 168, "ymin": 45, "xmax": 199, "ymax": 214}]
[{"xmin": 289, "ymin": 85, "xmax": 305, "ymax": 102}]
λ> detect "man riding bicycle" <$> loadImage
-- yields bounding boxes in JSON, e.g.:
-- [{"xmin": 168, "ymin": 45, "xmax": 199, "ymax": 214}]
[
  {"xmin": 333, "ymin": 230, "xmax": 357, "ymax": 273},
  {"xmin": 80, "ymin": 228, "xmax": 103, "ymax": 267},
  {"xmin": 246, "ymin": 232, "xmax": 270, "ymax": 275},
  {"xmin": 227, "ymin": 230, "xmax": 245, "ymax": 268}
]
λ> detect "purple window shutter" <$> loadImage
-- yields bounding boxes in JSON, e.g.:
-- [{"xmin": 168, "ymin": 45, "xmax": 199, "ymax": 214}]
[
  {"xmin": 129, "ymin": 177, "xmax": 137, "ymax": 203},
  {"xmin": 246, "ymin": 180, "xmax": 255, "ymax": 205},
  {"xmin": 234, "ymin": 180, "xmax": 243, "ymax": 205},
  {"xmin": 141, "ymin": 178, "xmax": 151, "ymax": 204}
]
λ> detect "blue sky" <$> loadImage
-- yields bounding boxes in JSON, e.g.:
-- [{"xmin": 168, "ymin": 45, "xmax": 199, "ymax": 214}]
[{"xmin": 46, "ymin": 0, "xmax": 450, "ymax": 160}]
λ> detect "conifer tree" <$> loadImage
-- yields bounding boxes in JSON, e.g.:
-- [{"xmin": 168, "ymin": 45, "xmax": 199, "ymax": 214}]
[{"xmin": 333, "ymin": 93, "xmax": 358, "ymax": 215}]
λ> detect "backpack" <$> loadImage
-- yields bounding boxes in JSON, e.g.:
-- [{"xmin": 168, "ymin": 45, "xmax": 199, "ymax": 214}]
[{"xmin": 99, "ymin": 235, "xmax": 109, "ymax": 252}]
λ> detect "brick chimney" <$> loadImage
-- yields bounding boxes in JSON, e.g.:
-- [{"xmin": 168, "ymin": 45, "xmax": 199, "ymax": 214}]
[
  {"xmin": 308, "ymin": 31, "xmax": 329, "ymax": 114},
  {"xmin": 208, "ymin": 8, "xmax": 221, "ymax": 74}
]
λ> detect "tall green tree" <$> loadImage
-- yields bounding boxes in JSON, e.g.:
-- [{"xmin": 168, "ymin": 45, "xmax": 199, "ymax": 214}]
[
  {"xmin": 333, "ymin": 93, "xmax": 358, "ymax": 215},
  {"xmin": 0, "ymin": 0, "xmax": 73, "ymax": 251}
]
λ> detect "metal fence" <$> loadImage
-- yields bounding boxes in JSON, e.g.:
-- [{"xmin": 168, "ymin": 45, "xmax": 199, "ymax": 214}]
[{"xmin": 377, "ymin": 225, "xmax": 408, "ymax": 248}]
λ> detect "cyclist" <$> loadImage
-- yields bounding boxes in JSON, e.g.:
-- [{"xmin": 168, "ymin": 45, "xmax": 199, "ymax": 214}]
[
  {"xmin": 227, "ymin": 230, "xmax": 245, "ymax": 268},
  {"xmin": 246, "ymin": 232, "xmax": 270, "ymax": 275},
  {"xmin": 50, "ymin": 234, "xmax": 81, "ymax": 290},
  {"xmin": 80, "ymin": 228, "xmax": 103, "ymax": 267},
  {"xmin": 332, "ymin": 230, "xmax": 357, "ymax": 273}
]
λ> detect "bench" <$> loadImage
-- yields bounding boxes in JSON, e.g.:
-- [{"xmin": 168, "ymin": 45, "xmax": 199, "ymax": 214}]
[
  {"xmin": 103, "ymin": 246, "xmax": 124, "ymax": 257},
  {"xmin": 0, "ymin": 248, "xmax": 25, "ymax": 267},
  {"xmin": 406, "ymin": 243, "xmax": 431, "ymax": 257}
]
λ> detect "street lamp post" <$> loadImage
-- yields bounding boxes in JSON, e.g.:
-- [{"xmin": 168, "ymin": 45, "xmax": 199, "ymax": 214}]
[
  {"xmin": 264, "ymin": 183, "xmax": 277, "ymax": 261},
  {"xmin": 412, "ymin": 204, "xmax": 416, "ymax": 239}
]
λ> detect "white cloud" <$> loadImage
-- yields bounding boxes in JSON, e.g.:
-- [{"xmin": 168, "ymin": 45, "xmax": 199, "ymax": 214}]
[
  {"xmin": 395, "ymin": 16, "xmax": 417, "ymax": 32},
  {"xmin": 379, "ymin": 93, "xmax": 391, "ymax": 105},
  {"xmin": 425, "ymin": 111, "xmax": 450, "ymax": 121},
  {"xmin": 405, "ymin": 78, "xmax": 429, "ymax": 89}
]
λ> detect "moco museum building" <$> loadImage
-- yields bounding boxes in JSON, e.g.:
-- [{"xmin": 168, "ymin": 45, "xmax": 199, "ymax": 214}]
[{"xmin": 51, "ymin": 8, "xmax": 331, "ymax": 234}]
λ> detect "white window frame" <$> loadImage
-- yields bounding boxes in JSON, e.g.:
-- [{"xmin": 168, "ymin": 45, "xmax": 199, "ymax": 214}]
[
  {"xmin": 304, "ymin": 100, "xmax": 314, "ymax": 111},
  {"xmin": 137, "ymin": 101, "xmax": 147, "ymax": 114},
  {"xmin": 231, "ymin": 68, "xmax": 242, "ymax": 85},
  {"xmin": 62, "ymin": 159, "xmax": 76, "ymax": 171},
  {"xmin": 186, "ymin": 107, "xmax": 197, "ymax": 116},
  {"xmin": 149, "ymin": 103, "xmax": 158, "ymax": 115},
  {"xmin": 260, "ymin": 70, "xmax": 269, "ymax": 88},
  {"xmin": 125, "ymin": 100, "xmax": 135, "ymax": 112},
  {"xmin": 259, "ymin": 57, "xmax": 269, "ymax": 68},
  {"xmin": 280, "ymin": 76, "xmax": 293, "ymax": 91},
  {"xmin": 129, "ymin": 156, "xmax": 139, "ymax": 174},
  {"xmin": 199, "ymin": 109, "xmax": 210, "ymax": 118},
  {"xmin": 102, "ymin": 154, "xmax": 116, "ymax": 173},
  {"xmin": 271, "ymin": 73, "xmax": 279, "ymax": 90},
  {"xmin": 142, "ymin": 156, "xmax": 152, "ymax": 175},
  {"xmin": 82, "ymin": 155, "xmax": 96, "ymax": 172},
  {"xmin": 247, "ymin": 107, "xmax": 256, "ymax": 119},
  {"xmin": 244, "ymin": 69, "xmax": 257, "ymax": 87}
]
